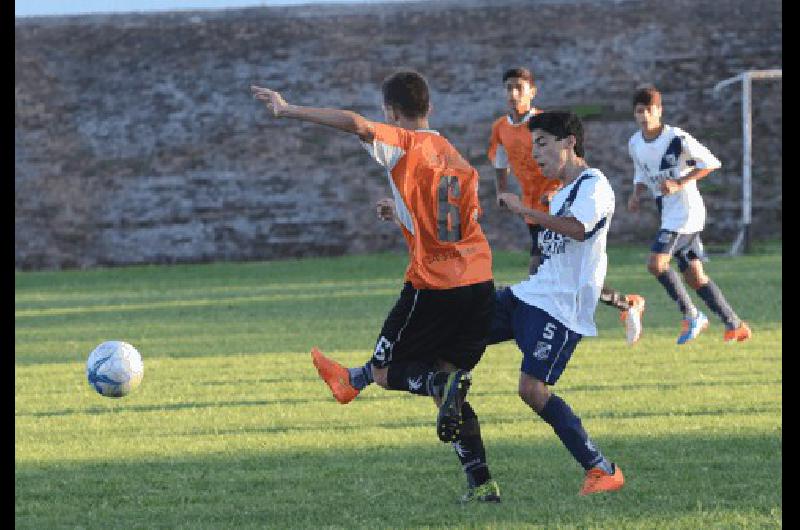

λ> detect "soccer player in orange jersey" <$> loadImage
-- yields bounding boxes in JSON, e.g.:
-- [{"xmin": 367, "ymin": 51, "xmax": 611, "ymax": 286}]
[
  {"xmin": 252, "ymin": 70, "xmax": 500, "ymax": 503},
  {"xmin": 488, "ymin": 67, "xmax": 646, "ymax": 345},
  {"xmin": 488, "ymin": 67, "xmax": 560, "ymax": 275}
]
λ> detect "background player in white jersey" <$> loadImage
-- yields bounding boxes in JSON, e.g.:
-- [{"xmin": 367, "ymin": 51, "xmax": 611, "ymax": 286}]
[
  {"xmin": 627, "ymin": 85, "xmax": 752, "ymax": 344},
  {"xmin": 491, "ymin": 111, "xmax": 625, "ymax": 496}
]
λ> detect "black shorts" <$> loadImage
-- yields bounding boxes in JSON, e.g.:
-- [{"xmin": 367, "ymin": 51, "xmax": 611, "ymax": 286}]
[
  {"xmin": 371, "ymin": 280, "xmax": 495, "ymax": 371},
  {"xmin": 528, "ymin": 224, "xmax": 544, "ymax": 257}
]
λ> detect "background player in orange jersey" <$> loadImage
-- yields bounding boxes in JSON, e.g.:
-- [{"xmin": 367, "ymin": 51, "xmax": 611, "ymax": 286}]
[
  {"xmin": 252, "ymin": 70, "xmax": 501, "ymax": 503},
  {"xmin": 488, "ymin": 67, "xmax": 646, "ymax": 345}
]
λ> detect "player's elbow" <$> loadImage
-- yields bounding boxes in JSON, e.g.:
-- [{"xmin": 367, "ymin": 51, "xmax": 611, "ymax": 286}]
[{"xmin": 352, "ymin": 114, "xmax": 374, "ymax": 142}]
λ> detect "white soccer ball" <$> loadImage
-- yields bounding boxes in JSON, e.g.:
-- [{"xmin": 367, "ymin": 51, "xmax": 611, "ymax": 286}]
[{"xmin": 86, "ymin": 341, "xmax": 144, "ymax": 398}]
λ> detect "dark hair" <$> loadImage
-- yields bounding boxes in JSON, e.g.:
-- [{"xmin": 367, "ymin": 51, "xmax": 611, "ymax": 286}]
[
  {"xmin": 381, "ymin": 70, "xmax": 430, "ymax": 119},
  {"xmin": 502, "ymin": 67, "xmax": 534, "ymax": 85},
  {"xmin": 528, "ymin": 111, "xmax": 585, "ymax": 158},
  {"xmin": 632, "ymin": 85, "xmax": 662, "ymax": 108}
]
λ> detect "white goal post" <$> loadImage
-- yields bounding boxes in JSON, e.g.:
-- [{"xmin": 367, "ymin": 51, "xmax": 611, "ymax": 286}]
[{"xmin": 712, "ymin": 69, "xmax": 782, "ymax": 255}]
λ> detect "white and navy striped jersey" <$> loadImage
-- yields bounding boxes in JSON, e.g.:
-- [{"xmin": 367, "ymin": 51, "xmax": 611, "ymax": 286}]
[
  {"xmin": 511, "ymin": 168, "xmax": 614, "ymax": 336},
  {"xmin": 628, "ymin": 124, "xmax": 721, "ymax": 234}
]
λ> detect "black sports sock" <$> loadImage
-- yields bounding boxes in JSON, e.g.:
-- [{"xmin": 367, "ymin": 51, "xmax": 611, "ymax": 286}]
[
  {"xmin": 599, "ymin": 286, "xmax": 629, "ymax": 310},
  {"xmin": 452, "ymin": 402, "xmax": 491, "ymax": 487},
  {"xmin": 656, "ymin": 269, "xmax": 696, "ymax": 317},
  {"xmin": 696, "ymin": 280, "xmax": 741, "ymax": 330}
]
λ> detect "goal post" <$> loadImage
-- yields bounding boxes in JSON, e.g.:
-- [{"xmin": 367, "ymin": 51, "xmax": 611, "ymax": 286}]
[{"xmin": 712, "ymin": 69, "xmax": 782, "ymax": 255}]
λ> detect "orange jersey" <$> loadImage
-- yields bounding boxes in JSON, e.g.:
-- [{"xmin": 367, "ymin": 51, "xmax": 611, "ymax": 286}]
[
  {"xmin": 363, "ymin": 122, "xmax": 493, "ymax": 290},
  {"xmin": 487, "ymin": 110, "xmax": 562, "ymax": 223}
]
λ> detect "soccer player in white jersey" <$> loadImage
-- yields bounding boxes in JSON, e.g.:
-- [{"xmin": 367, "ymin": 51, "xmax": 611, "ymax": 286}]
[
  {"xmin": 627, "ymin": 86, "xmax": 752, "ymax": 344},
  {"xmin": 489, "ymin": 66, "xmax": 646, "ymax": 345},
  {"xmin": 491, "ymin": 111, "xmax": 625, "ymax": 496}
]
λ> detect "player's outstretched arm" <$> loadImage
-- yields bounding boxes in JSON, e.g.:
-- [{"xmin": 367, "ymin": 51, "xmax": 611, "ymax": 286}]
[
  {"xmin": 251, "ymin": 85, "xmax": 374, "ymax": 142},
  {"xmin": 498, "ymin": 192, "xmax": 585, "ymax": 240}
]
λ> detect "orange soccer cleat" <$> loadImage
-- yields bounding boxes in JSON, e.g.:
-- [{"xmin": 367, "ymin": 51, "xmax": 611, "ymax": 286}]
[
  {"xmin": 724, "ymin": 322, "xmax": 752, "ymax": 343},
  {"xmin": 579, "ymin": 464, "xmax": 625, "ymax": 496},
  {"xmin": 311, "ymin": 347, "xmax": 360, "ymax": 404}
]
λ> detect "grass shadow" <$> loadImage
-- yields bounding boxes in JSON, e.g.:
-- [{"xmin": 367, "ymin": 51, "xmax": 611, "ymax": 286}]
[{"xmin": 16, "ymin": 433, "xmax": 781, "ymax": 529}]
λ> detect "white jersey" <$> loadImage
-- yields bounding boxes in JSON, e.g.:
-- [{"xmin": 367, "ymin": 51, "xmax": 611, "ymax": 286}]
[
  {"xmin": 628, "ymin": 124, "xmax": 721, "ymax": 233},
  {"xmin": 510, "ymin": 168, "xmax": 614, "ymax": 336}
]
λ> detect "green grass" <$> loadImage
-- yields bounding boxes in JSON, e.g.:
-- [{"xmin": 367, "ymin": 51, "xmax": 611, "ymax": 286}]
[{"xmin": 15, "ymin": 244, "xmax": 782, "ymax": 529}]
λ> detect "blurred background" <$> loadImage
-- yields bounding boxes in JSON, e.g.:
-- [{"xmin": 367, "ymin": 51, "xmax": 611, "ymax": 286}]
[{"xmin": 15, "ymin": 0, "xmax": 782, "ymax": 270}]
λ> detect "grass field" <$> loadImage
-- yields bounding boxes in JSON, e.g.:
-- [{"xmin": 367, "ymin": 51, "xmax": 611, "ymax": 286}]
[{"xmin": 15, "ymin": 243, "xmax": 781, "ymax": 529}]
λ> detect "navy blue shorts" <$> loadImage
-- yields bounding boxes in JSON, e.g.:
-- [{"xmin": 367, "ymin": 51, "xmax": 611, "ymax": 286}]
[
  {"xmin": 528, "ymin": 224, "xmax": 544, "ymax": 257},
  {"xmin": 650, "ymin": 230, "xmax": 708, "ymax": 272},
  {"xmin": 487, "ymin": 287, "xmax": 582, "ymax": 385}
]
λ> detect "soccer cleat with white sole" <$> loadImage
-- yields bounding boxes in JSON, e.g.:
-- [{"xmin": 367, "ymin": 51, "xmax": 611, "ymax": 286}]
[
  {"xmin": 677, "ymin": 312, "xmax": 709, "ymax": 345},
  {"xmin": 620, "ymin": 294, "xmax": 646, "ymax": 345}
]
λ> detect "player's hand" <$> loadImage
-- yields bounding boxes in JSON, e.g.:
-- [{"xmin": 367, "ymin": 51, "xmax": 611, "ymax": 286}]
[
  {"xmin": 251, "ymin": 85, "xmax": 289, "ymax": 117},
  {"xmin": 660, "ymin": 179, "xmax": 683, "ymax": 195},
  {"xmin": 627, "ymin": 193, "xmax": 640, "ymax": 213},
  {"xmin": 376, "ymin": 197, "xmax": 396, "ymax": 222},
  {"xmin": 540, "ymin": 189, "xmax": 558, "ymax": 207},
  {"xmin": 498, "ymin": 192, "xmax": 524, "ymax": 215}
]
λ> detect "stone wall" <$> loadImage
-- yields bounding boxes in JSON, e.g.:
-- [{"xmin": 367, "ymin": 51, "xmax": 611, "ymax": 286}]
[{"xmin": 15, "ymin": 0, "xmax": 782, "ymax": 269}]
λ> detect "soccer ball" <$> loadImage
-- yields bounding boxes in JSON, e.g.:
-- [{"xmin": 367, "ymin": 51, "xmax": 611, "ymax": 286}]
[{"xmin": 86, "ymin": 341, "xmax": 144, "ymax": 398}]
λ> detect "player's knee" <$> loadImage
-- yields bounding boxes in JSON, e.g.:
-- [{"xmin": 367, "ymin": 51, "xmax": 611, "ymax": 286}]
[
  {"xmin": 647, "ymin": 257, "xmax": 667, "ymax": 276},
  {"xmin": 684, "ymin": 275, "xmax": 702, "ymax": 290},
  {"xmin": 683, "ymin": 265, "xmax": 708, "ymax": 289},
  {"xmin": 518, "ymin": 377, "xmax": 549, "ymax": 412}
]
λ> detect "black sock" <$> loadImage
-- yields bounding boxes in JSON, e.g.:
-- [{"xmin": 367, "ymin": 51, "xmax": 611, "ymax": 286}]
[
  {"xmin": 599, "ymin": 287, "xmax": 629, "ymax": 310},
  {"xmin": 696, "ymin": 280, "xmax": 741, "ymax": 330},
  {"xmin": 537, "ymin": 394, "xmax": 609, "ymax": 472},
  {"xmin": 452, "ymin": 401, "xmax": 491, "ymax": 487},
  {"xmin": 656, "ymin": 269, "xmax": 696, "ymax": 317}
]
